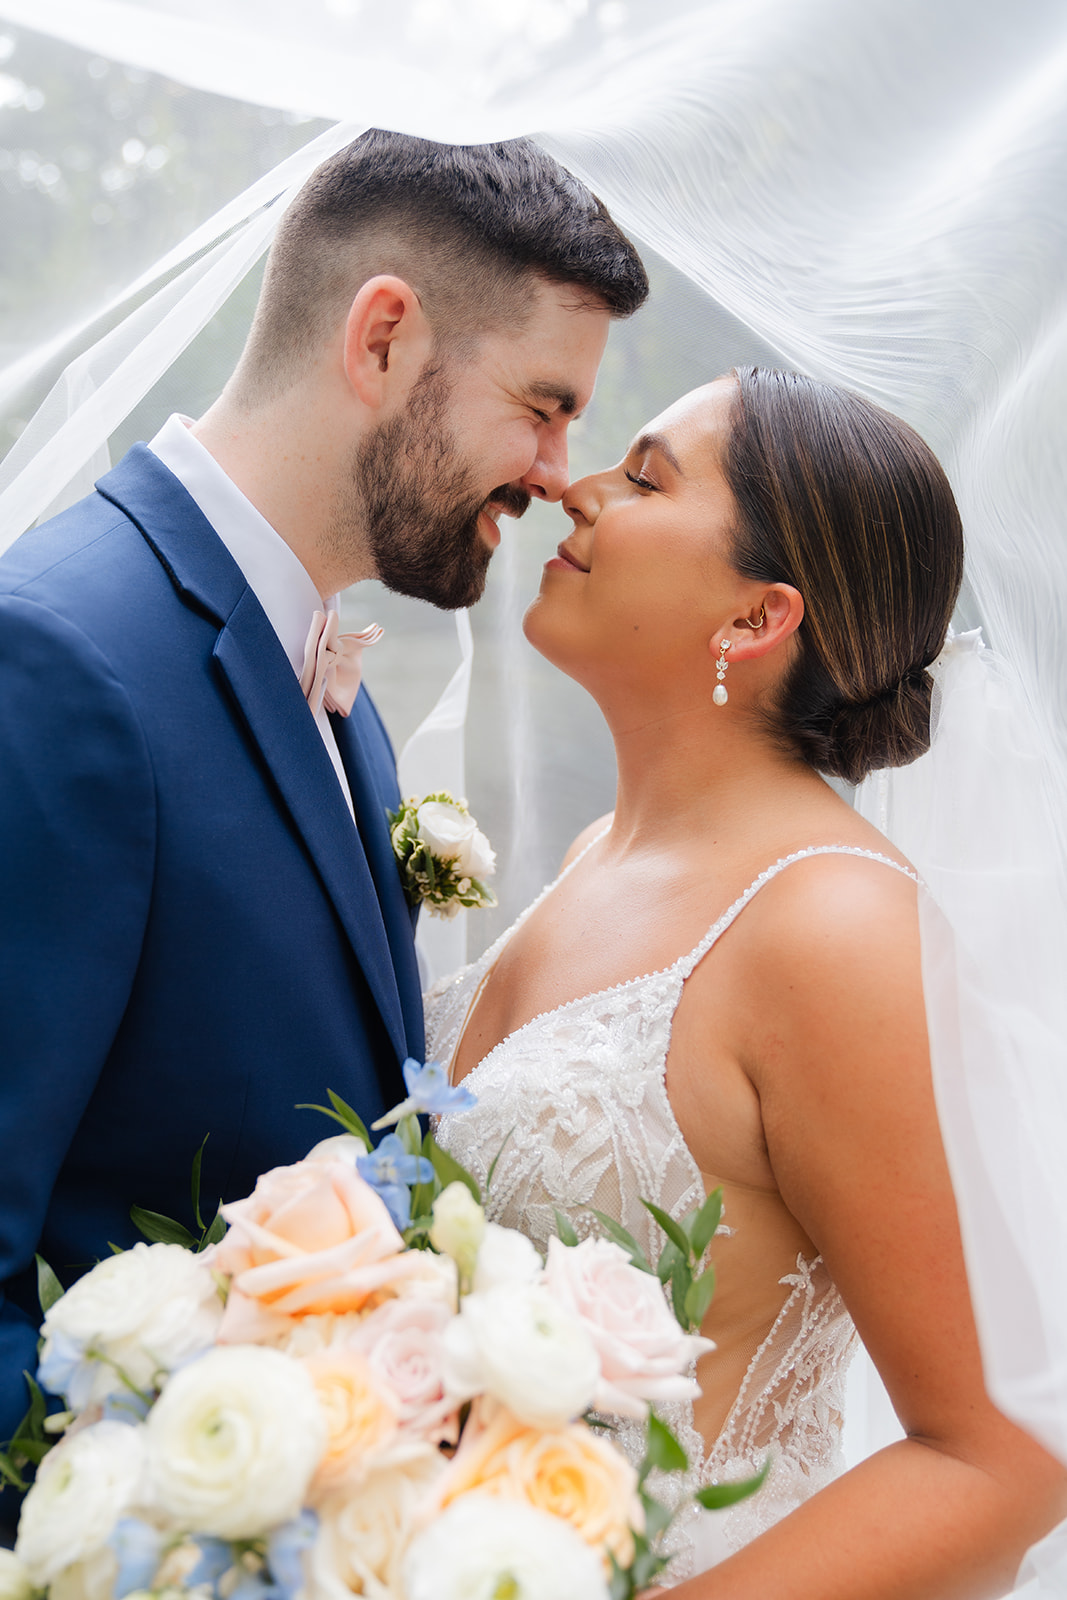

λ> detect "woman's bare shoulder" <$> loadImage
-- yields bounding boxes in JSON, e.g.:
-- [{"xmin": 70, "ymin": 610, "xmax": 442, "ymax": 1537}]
[{"xmin": 559, "ymin": 812, "xmax": 614, "ymax": 871}]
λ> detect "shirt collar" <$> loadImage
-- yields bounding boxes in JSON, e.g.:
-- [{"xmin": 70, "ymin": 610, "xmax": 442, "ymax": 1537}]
[{"xmin": 147, "ymin": 413, "xmax": 333, "ymax": 677}]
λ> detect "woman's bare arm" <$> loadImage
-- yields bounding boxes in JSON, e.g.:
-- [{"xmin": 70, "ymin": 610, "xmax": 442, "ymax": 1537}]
[{"xmin": 667, "ymin": 855, "xmax": 1067, "ymax": 1600}]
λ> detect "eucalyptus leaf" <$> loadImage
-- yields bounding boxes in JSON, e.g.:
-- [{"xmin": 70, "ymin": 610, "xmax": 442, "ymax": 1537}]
[
  {"xmin": 641, "ymin": 1199, "xmax": 691, "ymax": 1260},
  {"xmin": 590, "ymin": 1210, "xmax": 653, "ymax": 1275},
  {"xmin": 684, "ymin": 1263, "xmax": 717, "ymax": 1330},
  {"xmin": 695, "ymin": 1458, "xmax": 770, "ymax": 1510},
  {"xmin": 35, "ymin": 1254, "xmax": 63, "ymax": 1315},
  {"xmin": 129, "ymin": 1206, "xmax": 197, "ymax": 1249},
  {"xmin": 554, "ymin": 1208, "xmax": 580, "ymax": 1248},
  {"xmin": 689, "ymin": 1186, "xmax": 724, "ymax": 1259}
]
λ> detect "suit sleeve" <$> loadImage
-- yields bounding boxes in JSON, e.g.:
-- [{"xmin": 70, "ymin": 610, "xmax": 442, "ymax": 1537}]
[{"xmin": 0, "ymin": 596, "xmax": 156, "ymax": 1441}]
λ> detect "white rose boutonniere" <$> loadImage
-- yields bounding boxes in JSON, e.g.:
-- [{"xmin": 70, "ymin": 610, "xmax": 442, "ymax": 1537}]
[{"xmin": 388, "ymin": 792, "xmax": 497, "ymax": 919}]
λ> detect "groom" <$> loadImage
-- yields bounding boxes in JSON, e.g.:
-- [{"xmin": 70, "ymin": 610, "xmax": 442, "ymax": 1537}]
[{"xmin": 0, "ymin": 130, "xmax": 648, "ymax": 1452}]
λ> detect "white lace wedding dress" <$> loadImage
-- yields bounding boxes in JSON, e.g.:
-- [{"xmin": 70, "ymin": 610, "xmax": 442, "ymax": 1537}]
[{"xmin": 425, "ymin": 844, "xmax": 916, "ymax": 1580}]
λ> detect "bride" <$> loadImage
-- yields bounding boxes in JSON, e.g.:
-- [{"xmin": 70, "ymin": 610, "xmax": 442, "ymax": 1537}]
[{"xmin": 425, "ymin": 367, "xmax": 1067, "ymax": 1593}]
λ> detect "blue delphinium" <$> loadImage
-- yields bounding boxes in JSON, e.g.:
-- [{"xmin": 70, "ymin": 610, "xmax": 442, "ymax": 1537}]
[
  {"xmin": 371, "ymin": 1057, "xmax": 477, "ymax": 1130},
  {"xmin": 356, "ymin": 1133, "xmax": 433, "ymax": 1229}
]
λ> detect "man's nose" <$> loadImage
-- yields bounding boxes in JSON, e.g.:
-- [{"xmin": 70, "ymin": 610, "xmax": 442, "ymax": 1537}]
[{"xmin": 519, "ymin": 428, "xmax": 570, "ymax": 503}]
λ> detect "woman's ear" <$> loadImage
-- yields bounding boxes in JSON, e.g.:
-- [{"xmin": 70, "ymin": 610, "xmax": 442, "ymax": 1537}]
[
  {"xmin": 721, "ymin": 583, "xmax": 804, "ymax": 661},
  {"xmin": 342, "ymin": 275, "xmax": 433, "ymax": 409}
]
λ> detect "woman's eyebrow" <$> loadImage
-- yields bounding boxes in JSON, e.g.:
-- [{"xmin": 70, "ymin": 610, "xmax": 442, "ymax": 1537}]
[{"xmin": 632, "ymin": 431, "xmax": 684, "ymax": 475}]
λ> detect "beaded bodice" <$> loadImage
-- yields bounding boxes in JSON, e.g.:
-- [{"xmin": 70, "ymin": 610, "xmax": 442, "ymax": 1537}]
[{"xmin": 426, "ymin": 845, "xmax": 916, "ymax": 1576}]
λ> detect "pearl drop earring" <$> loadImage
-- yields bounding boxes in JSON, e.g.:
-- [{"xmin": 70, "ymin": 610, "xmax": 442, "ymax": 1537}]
[{"xmin": 713, "ymin": 638, "xmax": 731, "ymax": 705}]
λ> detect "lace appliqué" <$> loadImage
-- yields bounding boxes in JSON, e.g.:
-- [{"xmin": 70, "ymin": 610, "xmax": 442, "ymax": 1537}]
[{"xmin": 426, "ymin": 846, "xmax": 912, "ymax": 1580}]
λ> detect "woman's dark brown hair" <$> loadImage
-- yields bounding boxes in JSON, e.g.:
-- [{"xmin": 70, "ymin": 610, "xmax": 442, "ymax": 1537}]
[{"xmin": 724, "ymin": 368, "xmax": 964, "ymax": 785}]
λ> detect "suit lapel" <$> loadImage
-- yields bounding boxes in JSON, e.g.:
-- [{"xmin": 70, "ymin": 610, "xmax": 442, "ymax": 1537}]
[
  {"xmin": 334, "ymin": 706, "xmax": 425, "ymax": 1063},
  {"xmin": 97, "ymin": 447, "xmax": 410, "ymax": 1067}
]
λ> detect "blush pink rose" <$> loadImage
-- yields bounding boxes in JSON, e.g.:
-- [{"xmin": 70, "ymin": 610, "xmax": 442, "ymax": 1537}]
[
  {"xmin": 350, "ymin": 1296, "xmax": 459, "ymax": 1445},
  {"xmin": 542, "ymin": 1236, "xmax": 714, "ymax": 1420},
  {"xmin": 213, "ymin": 1159, "xmax": 430, "ymax": 1341}
]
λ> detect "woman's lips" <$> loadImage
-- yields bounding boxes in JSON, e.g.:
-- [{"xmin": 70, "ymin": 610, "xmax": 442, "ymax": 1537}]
[{"xmin": 547, "ymin": 541, "xmax": 588, "ymax": 572}]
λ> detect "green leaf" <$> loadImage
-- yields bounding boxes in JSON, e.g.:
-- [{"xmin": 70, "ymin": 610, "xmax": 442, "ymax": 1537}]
[
  {"xmin": 688, "ymin": 1187, "xmax": 723, "ymax": 1259},
  {"xmin": 669, "ymin": 1256, "xmax": 693, "ymax": 1329},
  {"xmin": 327, "ymin": 1089, "xmax": 373, "ymax": 1149},
  {"xmin": 640, "ymin": 1489, "xmax": 676, "ymax": 1541},
  {"xmin": 683, "ymin": 1263, "xmax": 717, "ymax": 1330},
  {"xmin": 641, "ymin": 1411, "xmax": 688, "ymax": 1477},
  {"xmin": 199, "ymin": 1208, "xmax": 227, "ymax": 1250},
  {"xmin": 8, "ymin": 1437, "xmax": 49, "ymax": 1465},
  {"xmin": 641, "ymin": 1199, "xmax": 692, "ymax": 1261},
  {"xmin": 630, "ymin": 1543, "xmax": 668, "ymax": 1592},
  {"xmin": 0, "ymin": 1452, "xmax": 27, "ymax": 1491},
  {"xmin": 485, "ymin": 1128, "xmax": 514, "ymax": 1194},
  {"xmin": 35, "ymin": 1255, "xmax": 64, "ymax": 1316},
  {"xmin": 23, "ymin": 1375, "xmax": 47, "ymax": 1440},
  {"xmin": 190, "ymin": 1133, "xmax": 210, "ymax": 1233},
  {"xmin": 655, "ymin": 1238, "xmax": 682, "ymax": 1286},
  {"xmin": 129, "ymin": 1206, "xmax": 197, "ymax": 1249},
  {"xmin": 295, "ymin": 1098, "xmax": 370, "ymax": 1150},
  {"xmin": 426, "ymin": 1134, "xmax": 481, "ymax": 1203},
  {"xmin": 554, "ymin": 1209, "xmax": 580, "ymax": 1248},
  {"xmin": 607, "ymin": 1554, "xmax": 633, "ymax": 1600},
  {"xmin": 590, "ymin": 1210, "xmax": 653, "ymax": 1275},
  {"xmin": 107, "ymin": 1241, "xmax": 125, "ymax": 1255},
  {"xmin": 396, "ymin": 1113, "xmax": 423, "ymax": 1158},
  {"xmin": 695, "ymin": 1458, "xmax": 771, "ymax": 1510}
]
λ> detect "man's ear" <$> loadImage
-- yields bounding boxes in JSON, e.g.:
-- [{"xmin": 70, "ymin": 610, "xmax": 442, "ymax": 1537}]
[{"xmin": 342, "ymin": 275, "xmax": 433, "ymax": 409}]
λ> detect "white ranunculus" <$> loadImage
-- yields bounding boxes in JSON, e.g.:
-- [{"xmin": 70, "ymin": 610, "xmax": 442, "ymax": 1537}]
[
  {"xmin": 48, "ymin": 1549, "xmax": 119, "ymax": 1600},
  {"xmin": 15, "ymin": 1421, "xmax": 146, "ymax": 1585},
  {"xmin": 38, "ymin": 1242, "xmax": 223, "ymax": 1413},
  {"xmin": 442, "ymin": 1285, "xmax": 600, "ymax": 1429},
  {"xmin": 143, "ymin": 1345, "xmax": 326, "ymax": 1539},
  {"xmin": 472, "ymin": 1223, "xmax": 542, "ymax": 1293},
  {"xmin": 0, "ymin": 1549, "xmax": 36, "ymax": 1600},
  {"xmin": 404, "ymin": 1494, "xmax": 610, "ymax": 1600},
  {"xmin": 429, "ymin": 1183, "xmax": 486, "ymax": 1282}
]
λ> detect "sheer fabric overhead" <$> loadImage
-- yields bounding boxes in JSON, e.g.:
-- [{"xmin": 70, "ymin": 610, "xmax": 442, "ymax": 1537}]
[{"xmin": 1, "ymin": 1, "xmax": 1065, "ymax": 1590}]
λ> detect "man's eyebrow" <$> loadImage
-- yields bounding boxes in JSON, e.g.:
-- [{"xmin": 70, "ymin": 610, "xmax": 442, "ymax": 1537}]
[
  {"xmin": 633, "ymin": 431, "xmax": 684, "ymax": 475},
  {"xmin": 523, "ymin": 381, "xmax": 581, "ymax": 418}
]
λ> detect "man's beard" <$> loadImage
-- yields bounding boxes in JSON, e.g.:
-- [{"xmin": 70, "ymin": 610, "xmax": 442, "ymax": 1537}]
[{"xmin": 340, "ymin": 362, "xmax": 529, "ymax": 610}]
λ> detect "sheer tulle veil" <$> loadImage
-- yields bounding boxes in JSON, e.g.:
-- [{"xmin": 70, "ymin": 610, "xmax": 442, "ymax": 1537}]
[{"xmin": 1, "ymin": 1, "xmax": 1065, "ymax": 1588}]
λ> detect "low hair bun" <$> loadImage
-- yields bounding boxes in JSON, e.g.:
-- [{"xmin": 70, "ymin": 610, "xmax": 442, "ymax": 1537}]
[{"xmin": 723, "ymin": 368, "xmax": 963, "ymax": 786}]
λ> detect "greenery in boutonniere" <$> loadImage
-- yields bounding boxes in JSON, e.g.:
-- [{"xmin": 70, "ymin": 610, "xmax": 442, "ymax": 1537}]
[{"xmin": 388, "ymin": 792, "xmax": 497, "ymax": 918}]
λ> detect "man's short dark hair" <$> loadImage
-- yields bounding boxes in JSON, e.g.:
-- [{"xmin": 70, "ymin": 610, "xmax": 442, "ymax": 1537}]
[{"xmin": 235, "ymin": 129, "xmax": 648, "ymax": 402}]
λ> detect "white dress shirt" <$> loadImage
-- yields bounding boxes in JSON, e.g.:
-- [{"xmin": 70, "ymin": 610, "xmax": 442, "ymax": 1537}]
[{"xmin": 148, "ymin": 414, "xmax": 355, "ymax": 818}]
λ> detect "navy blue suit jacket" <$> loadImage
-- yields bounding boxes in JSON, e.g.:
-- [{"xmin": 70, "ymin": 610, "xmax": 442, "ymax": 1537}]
[{"xmin": 0, "ymin": 446, "xmax": 423, "ymax": 1443}]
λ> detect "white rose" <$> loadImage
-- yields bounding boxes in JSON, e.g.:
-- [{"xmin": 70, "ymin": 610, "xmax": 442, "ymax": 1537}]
[
  {"xmin": 38, "ymin": 1243, "xmax": 223, "ymax": 1413},
  {"xmin": 543, "ymin": 1236, "xmax": 715, "ymax": 1420},
  {"xmin": 472, "ymin": 1223, "xmax": 542, "ymax": 1293},
  {"xmin": 415, "ymin": 799, "xmax": 477, "ymax": 862},
  {"xmin": 442, "ymin": 1285, "xmax": 600, "ymax": 1428},
  {"xmin": 16, "ymin": 1421, "xmax": 145, "ymax": 1585},
  {"xmin": 304, "ymin": 1133, "xmax": 368, "ymax": 1162},
  {"xmin": 455, "ymin": 827, "xmax": 496, "ymax": 881},
  {"xmin": 144, "ymin": 1345, "xmax": 326, "ymax": 1538},
  {"xmin": 0, "ymin": 1549, "xmax": 36, "ymax": 1600},
  {"xmin": 403, "ymin": 1494, "xmax": 610, "ymax": 1600},
  {"xmin": 429, "ymin": 1183, "xmax": 486, "ymax": 1282},
  {"xmin": 306, "ymin": 1446, "xmax": 445, "ymax": 1600}
]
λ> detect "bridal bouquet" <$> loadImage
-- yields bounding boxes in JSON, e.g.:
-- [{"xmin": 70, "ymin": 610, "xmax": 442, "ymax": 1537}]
[{"xmin": 0, "ymin": 1063, "xmax": 760, "ymax": 1600}]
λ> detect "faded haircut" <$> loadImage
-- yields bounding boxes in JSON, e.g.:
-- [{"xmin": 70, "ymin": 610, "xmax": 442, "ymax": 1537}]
[{"xmin": 232, "ymin": 129, "xmax": 649, "ymax": 404}]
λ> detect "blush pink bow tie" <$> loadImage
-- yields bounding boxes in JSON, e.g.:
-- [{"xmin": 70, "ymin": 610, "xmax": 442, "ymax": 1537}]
[{"xmin": 300, "ymin": 610, "xmax": 383, "ymax": 717}]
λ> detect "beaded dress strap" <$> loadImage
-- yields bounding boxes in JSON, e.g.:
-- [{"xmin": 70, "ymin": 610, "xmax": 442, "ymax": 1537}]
[{"xmin": 675, "ymin": 845, "xmax": 919, "ymax": 982}]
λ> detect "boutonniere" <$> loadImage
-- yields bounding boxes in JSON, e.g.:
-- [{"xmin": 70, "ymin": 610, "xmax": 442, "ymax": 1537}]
[{"xmin": 388, "ymin": 792, "xmax": 497, "ymax": 919}]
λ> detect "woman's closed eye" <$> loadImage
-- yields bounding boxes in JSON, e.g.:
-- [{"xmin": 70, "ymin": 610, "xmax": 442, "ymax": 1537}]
[{"xmin": 624, "ymin": 468, "xmax": 659, "ymax": 491}]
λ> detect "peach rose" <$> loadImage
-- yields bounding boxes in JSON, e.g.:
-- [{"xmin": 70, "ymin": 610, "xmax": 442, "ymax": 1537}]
[
  {"xmin": 437, "ymin": 1404, "xmax": 641, "ymax": 1569},
  {"xmin": 543, "ymin": 1236, "xmax": 714, "ymax": 1420},
  {"xmin": 307, "ymin": 1446, "xmax": 446, "ymax": 1598},
  {"xmin": 213, "ymin": 1159, "xmax": 431, "ymax": 1341},
  {"xmin": 303, "ymin": 1348, "xmax": 400, "ymax": 1502}
]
